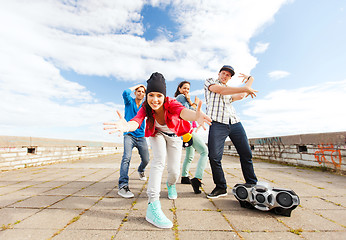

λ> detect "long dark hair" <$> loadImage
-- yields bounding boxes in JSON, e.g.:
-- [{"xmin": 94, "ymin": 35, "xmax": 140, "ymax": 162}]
[
  {"xmin": 174, "ymin": 81, "xmax": 190, "ymax": 97},
  {"xmin": 143, "ymin": 95, "xmax": 166, "ymax": 129}
]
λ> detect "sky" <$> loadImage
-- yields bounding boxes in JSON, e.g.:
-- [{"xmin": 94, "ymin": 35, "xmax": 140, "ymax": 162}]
[{"xmin": 0, "ymin": 0, "xmax": 345, "ymax": 143}]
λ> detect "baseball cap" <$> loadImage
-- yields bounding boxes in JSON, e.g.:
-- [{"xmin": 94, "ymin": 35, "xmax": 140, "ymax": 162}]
[{"xmin": 219, "ymin": 65, "xmax": 235, "ymax": 76}]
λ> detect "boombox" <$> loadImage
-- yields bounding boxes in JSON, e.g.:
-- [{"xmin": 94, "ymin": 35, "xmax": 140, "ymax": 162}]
[{"xmin": 232, "ymin": 182, "xmax": 300, "ymax": 217}]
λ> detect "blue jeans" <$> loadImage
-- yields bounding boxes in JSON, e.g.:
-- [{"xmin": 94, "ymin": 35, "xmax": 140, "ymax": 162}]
[
  {"xmin": 208, "ymin": 121, "xmax": 257, "ymax": 189},
  {"xmin": 119, "ymin": 134, "xmax": 150, "ymax": 189}
]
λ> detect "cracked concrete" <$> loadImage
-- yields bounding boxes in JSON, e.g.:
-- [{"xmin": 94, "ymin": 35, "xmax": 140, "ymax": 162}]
[{"xmin": 0, "ymin": 152, "xmax": 345, "ymax": 239}]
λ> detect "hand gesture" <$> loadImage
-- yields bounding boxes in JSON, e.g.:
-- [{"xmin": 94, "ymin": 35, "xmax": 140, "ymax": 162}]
[
  {"xmin": 238, "ymin": 73, "xmax": 258, "ymax": 98},
  {"xmin": 195, "ymin": 100, "xmax": 212, "ymax": 131},
  {"xmin": 244, "ymin": 87, "xmax": 258, "ymax": 98},
  {"xmin": 194, "ymin": 96, "xmax": 200, "ymax": 104},
  {"xmin": 239, "ymin": 73, "xmax": 251, "ymax": 83},
  {"xmin": 103, "ymin": 110, "xmax": 129, "ymax": 136},
  {"xmin": 184, "ymin": 92, "xmax": 191, "ymax": 102}
]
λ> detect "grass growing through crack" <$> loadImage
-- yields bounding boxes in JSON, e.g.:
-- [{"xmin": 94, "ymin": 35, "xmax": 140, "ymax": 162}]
[
  {"xmin": 1, "ymin": 224, "xmax": 13, "ymax": 230},
  {"xmin": 289, "ymin": 228, "xmax": 303, "ymax": 235}
]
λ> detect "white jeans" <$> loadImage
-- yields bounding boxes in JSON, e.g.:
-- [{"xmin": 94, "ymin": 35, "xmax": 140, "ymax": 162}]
[{"xmin": 147, "ymin": 132, "xmax": 182, "ymax": 203}]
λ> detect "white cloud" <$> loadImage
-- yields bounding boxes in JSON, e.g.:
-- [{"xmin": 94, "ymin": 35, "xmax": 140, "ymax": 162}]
[
  {"xmin": 268, "ymin": 70, "xmax": 290, "ymax": 80},
  {"xmin": 253, "ymin": 42, "xmax": 270, "ymax": 54},
  {"xmin": 189, "ymin": 89, "xmax": 204, "ymax": 96},
  {"xmin": 242, "ymin": 79, "xmax": 346, "ymax": 138},
  {"xmin": 2, "ymin": 0, "xmax": 290, "ymax": 81},
  {"xmin": 0, "ymin": 0, "xmax": 292, "ymax": 141}
]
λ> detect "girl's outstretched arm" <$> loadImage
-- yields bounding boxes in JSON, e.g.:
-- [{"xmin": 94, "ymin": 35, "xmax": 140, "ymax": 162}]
[
  {"xmin": 180, "ymin": 100, "xmax": 211, "ymax": 130},
  {"xmin": 103, "ymin": 110, "xmax": 139, "ymax": 136}
]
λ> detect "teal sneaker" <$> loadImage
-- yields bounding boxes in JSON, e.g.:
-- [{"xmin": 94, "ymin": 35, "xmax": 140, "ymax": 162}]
[
  {"xmin": 146, "ymin": 200, "xmax": 173, "ymax": 228},
  {"xmin": 167, "ymin": 182, "xmax": 177, "ymax": 200}
]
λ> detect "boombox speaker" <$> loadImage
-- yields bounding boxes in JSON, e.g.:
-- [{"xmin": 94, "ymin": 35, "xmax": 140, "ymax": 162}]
[{"xmin": 232, "ymin": 181, "xmax": 300, "ymax": 217}]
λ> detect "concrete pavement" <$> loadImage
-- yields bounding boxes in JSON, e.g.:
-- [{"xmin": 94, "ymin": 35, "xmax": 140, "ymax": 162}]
[{"xmin": 0, "ymin": 152, "xmax": 345, "ymax": 239}]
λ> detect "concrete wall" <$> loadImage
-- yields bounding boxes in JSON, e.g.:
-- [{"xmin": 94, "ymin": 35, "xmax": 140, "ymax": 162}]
[
  {"xmin": 0, "ymin": 136, "xmax": 122, "ymax": 171},
  {"xmin": 223, "ymin": 131, "xmax": 346, "ymax": 173},
  {"xmin": 2, "ymin": 132, "xmax": 345, "ymax": 173}
]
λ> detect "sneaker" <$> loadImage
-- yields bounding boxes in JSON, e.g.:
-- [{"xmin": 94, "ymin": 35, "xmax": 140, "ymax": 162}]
[
  {"xmin": 207, "ymin": 187, "xmax": 227, "ymax": 199},
  {"xmin": 167, "ymin": 182, "xmax": 177, "ymax": 200},
  {"xmin": 118, "ymin": 186, "xmax": 134, "ymax": 198},
  {"xmin": 181, "ymin": 176, "xmax": 191, "ymax": 184},
  {"xmin": 139, "ymin": 172, "xmax": 147, "ymax": 181},
  {"xmin": 190, "ymin": 177, "xmax": 202, "ymax": 194},
  {"xmin": 146, "ymin": 200, "xmax": 173, "ymax": 228}
]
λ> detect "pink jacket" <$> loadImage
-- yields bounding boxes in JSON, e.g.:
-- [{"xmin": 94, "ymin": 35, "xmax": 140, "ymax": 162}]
[{"xmin": 131, "ymin": 97, "xmax": 192, "ymax": 137}]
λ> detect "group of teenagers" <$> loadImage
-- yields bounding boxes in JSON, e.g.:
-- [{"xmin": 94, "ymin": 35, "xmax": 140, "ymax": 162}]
[{"xmin": 104, "ymin": 65, "xmax": 258, "ymax": 229}]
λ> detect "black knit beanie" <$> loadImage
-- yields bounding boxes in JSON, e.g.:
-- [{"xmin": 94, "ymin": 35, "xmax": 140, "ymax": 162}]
[{"xmin": 146, "ymin": 72, "xmax": 166, "ymax": 96}]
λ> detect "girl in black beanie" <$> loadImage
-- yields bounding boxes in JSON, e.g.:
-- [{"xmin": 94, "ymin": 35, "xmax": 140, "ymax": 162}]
[{"xmin": 104, "ymin": 72, "xmax": 211, "ymax": 229}]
